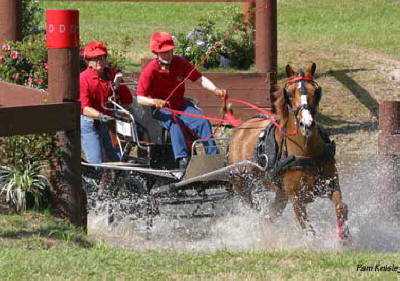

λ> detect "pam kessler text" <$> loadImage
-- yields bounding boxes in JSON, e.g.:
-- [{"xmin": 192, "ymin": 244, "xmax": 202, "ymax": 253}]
[{"xmin": 357, "ymin": 264, "xmax": 400, "ymax": 273}]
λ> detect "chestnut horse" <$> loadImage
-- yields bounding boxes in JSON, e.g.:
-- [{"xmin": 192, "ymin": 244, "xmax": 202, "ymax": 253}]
[{"xmin": 227, "ymin": 63, "xmax": 350, "ymax": 240}]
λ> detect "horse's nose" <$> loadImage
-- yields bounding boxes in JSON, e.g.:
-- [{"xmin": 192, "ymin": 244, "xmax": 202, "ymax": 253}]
[{"xmin": 300, "ymin": 119, "xmax": 315, "ymax": 129}]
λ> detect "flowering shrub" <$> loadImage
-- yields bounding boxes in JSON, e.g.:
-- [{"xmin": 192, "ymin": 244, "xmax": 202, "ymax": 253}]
[
  {"xmin": 0, "ymin": 34, "xmax": 48, "ymax": 90},
  {"xmin": 175, "ymin": 20, "xmax": 221, "ymax": 69},
  {"xmin": 174, "ymin": 9, "xmax": 255, "ymax": 70}
]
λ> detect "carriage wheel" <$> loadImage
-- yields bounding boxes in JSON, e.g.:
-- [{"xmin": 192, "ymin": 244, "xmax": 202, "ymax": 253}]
[
  {"xmin": 114, "ymin": 171, "xmax": 149, "ymax": 196},
  {"xmin": 113, "ymin": 172, "xmax": 159, "ymax": 225}
]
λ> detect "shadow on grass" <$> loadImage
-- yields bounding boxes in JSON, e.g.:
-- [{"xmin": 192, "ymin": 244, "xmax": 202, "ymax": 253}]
[
  {"xmin": 326, "ymin": 68, "xmax": 379, "ymax": 119},
  {"xmin": 0, "ymin": 224, "xmax": 93, "ymax": 248},
  {"xmin": 318, "ymin": 113, "xmax": 378, "ymax": 136}
]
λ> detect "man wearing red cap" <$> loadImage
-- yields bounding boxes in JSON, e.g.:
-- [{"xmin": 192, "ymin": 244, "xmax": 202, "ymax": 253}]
[
  {"xmin": 79, "ymin": 41, "xmax": 132, "ymax": 163},
  {"xmin": 137, "ymin": 32, "xmax": 225, "ymax": 169}
]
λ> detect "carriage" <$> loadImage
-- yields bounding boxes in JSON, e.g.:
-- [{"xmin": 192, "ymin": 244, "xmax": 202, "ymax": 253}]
[
  {"xmin": 81, "ymin": 73, "xmax": 263, "ymax": 221},
  {"xmin": 82, "ymin": 64, "xmax": 351, "ymax": 242}
]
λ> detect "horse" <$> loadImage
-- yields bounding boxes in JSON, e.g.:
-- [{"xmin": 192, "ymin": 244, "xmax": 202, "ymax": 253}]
[{"xmin": 226, "ymin": 63, "xmax": 350, "ymax": 240}]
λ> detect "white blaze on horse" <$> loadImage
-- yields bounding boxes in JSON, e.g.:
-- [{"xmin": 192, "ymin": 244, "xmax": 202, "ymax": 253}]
[{"xmin": 226, "ymin": 63, "xmax": 351, "ymax": 241}]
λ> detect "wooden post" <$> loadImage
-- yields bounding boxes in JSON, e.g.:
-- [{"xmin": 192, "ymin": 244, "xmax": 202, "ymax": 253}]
[
  {"xmin": 46, "ymin": 9, "xmax": 86, "ymax": 226},
  {"xmin": 255, "ymin": 0, "xmax": 277, "ymax": 101},
  {"xmin": 0, "ymin": 0, "xmax": 22, "ymax": 47},
  {"xmin": 0, "ymin": 0, "xmax": 22, "ymax": 46},
  {"xmin": 378, "ymin": 101, "xmax": 400, "ymax": 216}
]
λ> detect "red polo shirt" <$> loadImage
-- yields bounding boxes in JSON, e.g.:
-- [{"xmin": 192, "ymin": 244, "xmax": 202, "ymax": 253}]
[
  {"xmin": 79, "ymin": 67, "xmax": 132, "ymax": 115},
  {"xmin": 137, "ymin": 56, "xmax": 202, "ymax": 109}
]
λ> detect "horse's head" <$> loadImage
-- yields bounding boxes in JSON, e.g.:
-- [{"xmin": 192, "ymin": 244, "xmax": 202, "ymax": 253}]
[{"xmin": 275, "ymin": 62, "xmax": 322, "ymax": 137}]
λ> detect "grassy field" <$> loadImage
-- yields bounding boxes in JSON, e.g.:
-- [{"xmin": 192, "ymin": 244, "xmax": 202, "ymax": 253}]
[
  {"xmin": 39, "ymin": 0, "xmax": 400, "ymax": 72},
  {"xmin": 1, "ymin": 212, "xmax": 400, "ymax": 281}
]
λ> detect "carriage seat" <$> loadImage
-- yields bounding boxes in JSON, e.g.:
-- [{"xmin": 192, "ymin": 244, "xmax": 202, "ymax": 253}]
[
  {"xmin": 128, "ymin": 96, "xmax": 199, "ymax": 146},
  {"xmin": 113, "ymin": 97, "xmax": 199, "ymax": 168}
]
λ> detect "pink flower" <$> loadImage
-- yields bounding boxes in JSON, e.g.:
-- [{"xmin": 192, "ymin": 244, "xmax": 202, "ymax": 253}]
[
  {"xmin": 44, "ymin": 62, "xmax": 49, "ymax": 70},
  {"xmin": 2, "ymin": 44, "xmax": 10, "ymax": 51},
  {"xmin": 35, "ymin": 78, "xmax": 43, "ymax": 85},
  {"xmin": 28, "ymin": 77, "xmax": 33, "ymax": 84},
  {"xmin": 10, "ymin": 50, "xmax": 19, "ymax": 59},
  {"xmin": 11, "ymin": 74, "xmax": 17, "ymax": 81}
]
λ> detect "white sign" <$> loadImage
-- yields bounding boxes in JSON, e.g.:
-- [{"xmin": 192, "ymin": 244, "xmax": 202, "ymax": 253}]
[{"xmin": 116, "ymin": 120, "xmax": 132, "ymax": 137}]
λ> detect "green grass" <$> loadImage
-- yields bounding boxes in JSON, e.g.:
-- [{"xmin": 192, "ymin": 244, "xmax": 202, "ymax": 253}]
[
  {"xmin": 0, "ymin": 212, "xmax": 400, "ymax": 281},
  {"xmin": 39, "ymin": 0, "xmax": 400, "ymax": 72},
  {"xmin": 278, "ymin": 0, "xmax": 400, "ymax": 59}
]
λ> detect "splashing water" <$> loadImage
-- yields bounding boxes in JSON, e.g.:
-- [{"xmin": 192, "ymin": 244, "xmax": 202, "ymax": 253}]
[{"xmin": 87, "ymin": 154, "xmax": 400, "ymax": 253}]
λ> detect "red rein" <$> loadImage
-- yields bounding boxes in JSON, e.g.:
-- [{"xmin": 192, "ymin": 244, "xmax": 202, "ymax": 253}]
[{"xmin": 163, "ymin": 76, "xmax": 316, "ymax": 136}]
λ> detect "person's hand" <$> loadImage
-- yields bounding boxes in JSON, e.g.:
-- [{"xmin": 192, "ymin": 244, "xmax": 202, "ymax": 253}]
[
  {"xmin": 153, "ymin": 99, "xmax": 166, "ymax": 108},
  {"xmin": 214, "ymin": 88, "xmax": 225, "ymax": 97},
  {"xmin": 99, "ymin": 113, "xmax": 115, "ymax": 123}
]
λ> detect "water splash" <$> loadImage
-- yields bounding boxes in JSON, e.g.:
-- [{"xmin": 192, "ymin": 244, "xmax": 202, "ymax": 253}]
[{"xmin": 87, "ymin": 154, "xmax": 400, "ymax": 253}]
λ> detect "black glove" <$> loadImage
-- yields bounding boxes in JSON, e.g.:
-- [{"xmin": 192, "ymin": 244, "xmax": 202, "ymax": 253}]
[{"xmin": 99, "ymin": 113, "xmax": 114, "ymax": 123}]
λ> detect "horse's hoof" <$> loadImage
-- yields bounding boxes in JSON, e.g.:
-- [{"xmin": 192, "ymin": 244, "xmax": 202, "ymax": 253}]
[
  {"xmin": 306, "ymin": 225, "xmax": 316, "ymax": 237},
  {"xmin": 339, "ymin": 227, "xmax": 352, "ymax": 247},
  {"xmin": 339, "ymin": 235, "xmax": 353, "ymax": 248}
]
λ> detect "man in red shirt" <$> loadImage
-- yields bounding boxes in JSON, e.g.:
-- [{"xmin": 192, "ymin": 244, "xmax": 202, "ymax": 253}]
[
  {"xmin": 79, "ymin": 41, "xmax": 132, "ymax": 164},
  {"xmin": 137, "ymin": 32, "xmax": 225, "ymax": 169}
]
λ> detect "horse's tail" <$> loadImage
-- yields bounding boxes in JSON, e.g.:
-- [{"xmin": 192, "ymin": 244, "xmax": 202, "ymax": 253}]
[{"xmin": 221, "ymin": 92, "xmax": 243, "ymax": 127}]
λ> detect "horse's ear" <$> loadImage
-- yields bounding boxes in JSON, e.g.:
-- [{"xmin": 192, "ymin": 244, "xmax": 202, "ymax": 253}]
[
  {"xmin": 285, "ymin": 64, "xmax": 295, "ymax": 77},
  {"xmin": 307, "ymin": 62, "xmax": 316, "ymax": 76}
]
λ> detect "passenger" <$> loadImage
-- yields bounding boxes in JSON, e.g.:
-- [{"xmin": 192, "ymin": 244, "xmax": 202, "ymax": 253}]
[
  {"xmin": 79, "ymin": 41, "xmax": 132, "ymax": 164},
  {"xmin": 137, "ymin": 31, "xmax": 225, "ymax": 169}
]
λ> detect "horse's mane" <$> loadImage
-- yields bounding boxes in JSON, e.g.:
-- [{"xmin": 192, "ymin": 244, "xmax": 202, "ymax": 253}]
[{"xmin": 273, "ymin": 77, "xmax": 291, "ymax": 128}]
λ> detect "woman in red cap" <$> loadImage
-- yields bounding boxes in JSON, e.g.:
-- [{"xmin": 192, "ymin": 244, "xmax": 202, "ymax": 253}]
[
  {"xmin": 137, "ymin": 32, "xmax": 225, "ymax": 169},
  {"xmin": 79, "ymin": 41, "xmax": 132, "ymax": 164}
]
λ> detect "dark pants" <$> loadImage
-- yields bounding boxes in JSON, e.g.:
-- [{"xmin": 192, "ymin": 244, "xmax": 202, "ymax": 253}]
[{"xmin": 157, "ymin": 105, "xmax": 219, "ymax": 159}]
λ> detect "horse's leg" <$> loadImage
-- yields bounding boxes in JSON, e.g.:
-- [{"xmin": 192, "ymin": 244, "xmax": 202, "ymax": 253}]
[
  {"xmin": 292, "ymin": 196, "xmax": 315, "ymax": 236},
  {"xmin": 267, "ymin": 187, "xmax": 288, "ymax": 221},
  {"xmin": 330, "ymin": 190, "xmax": 351, "ymax": 240},
  {"xmin": 231, "ymin": 176, "xmax": 253, "ymax": 207}
]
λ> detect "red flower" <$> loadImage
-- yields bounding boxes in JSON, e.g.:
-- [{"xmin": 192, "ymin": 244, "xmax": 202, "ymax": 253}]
[
  {"xmin": 35, "ymin": 78, "xmax": 43, "ymax": 85},
  {"xmin": 28, "ymin": 77, "xmax": 33, "ymax": 84},
  {"xmin": 2, "ymin": 44, "xmax": 10, "ymax": 51},
  {"xmin": 10, "ymin": 50, "xmax": 20, "ymax": 59}
]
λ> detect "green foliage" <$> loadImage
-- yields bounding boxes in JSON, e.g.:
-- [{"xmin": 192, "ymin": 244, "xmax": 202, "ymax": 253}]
[
  {"xmin": 174, "ymin": 8, "xmax": 255, "ymax": 70},
  {"xmin": 0, "ymin": 134, "xmax": 54, "ymax": 211},
  {"xmin": 0, "ymin": 161, "xmax": 49, "ymax": 212},
  {"xmin": 220, "ymin": 11, "xmax": 255, "ymax": 70},
  {"xmin": 21, "ymin": 0, "xmax": 44, "ymax": 38},
  {"xmin": 107, "ymin": 46, "xmax": 128, "ymax": 72},
  {"xmin": 174, "ymin": 20, "xmax": 221, "ymax": 69},
  {"xmin": 0, "ymin": 135, "xmax": 54, "ymax": 169}
]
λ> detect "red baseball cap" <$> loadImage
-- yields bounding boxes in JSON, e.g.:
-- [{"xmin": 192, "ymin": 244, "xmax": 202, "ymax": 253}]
[
  {"xmin": 83, "ymin": 41, "xmax": 107, "ymax": 59},
  {"xmin": 150, "ymin": 32, "xmax": 174, "ymax": 53}
]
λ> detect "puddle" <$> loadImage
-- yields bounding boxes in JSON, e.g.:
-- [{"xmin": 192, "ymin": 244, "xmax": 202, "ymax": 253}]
[{"xmin": 87, "ymin": 154, "xmax": 400, "ymax": 253}]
